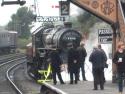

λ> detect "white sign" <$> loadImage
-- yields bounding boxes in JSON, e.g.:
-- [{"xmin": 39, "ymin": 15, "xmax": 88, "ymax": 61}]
[{"xmin": 98, "ymin": 28, "xmax": 113, "ymax": 44}]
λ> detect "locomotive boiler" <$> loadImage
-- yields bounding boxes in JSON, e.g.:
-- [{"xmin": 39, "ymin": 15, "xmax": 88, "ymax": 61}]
[{"xmin": 26, "ymin": 22, "xmax": 82, "ymax": 79}]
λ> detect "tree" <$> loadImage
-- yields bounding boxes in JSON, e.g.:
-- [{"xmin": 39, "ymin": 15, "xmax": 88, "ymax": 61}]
[{"xmin": 6, "ymin": 7, "xmax": 35, "ymax": 38}]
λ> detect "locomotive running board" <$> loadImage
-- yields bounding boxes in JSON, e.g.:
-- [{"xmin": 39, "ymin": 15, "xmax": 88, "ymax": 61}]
[{"xmin": 37, "ymin": 48, "xmax": 57, "ymax": 50}]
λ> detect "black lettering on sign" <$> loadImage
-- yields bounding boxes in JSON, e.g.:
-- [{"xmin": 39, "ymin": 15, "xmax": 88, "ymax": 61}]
[{"xmin": 98, "ymin": 28, "xmax": 113, "ymax": 44}]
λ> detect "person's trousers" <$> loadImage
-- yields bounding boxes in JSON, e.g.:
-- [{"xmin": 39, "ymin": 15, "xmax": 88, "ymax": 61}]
[
  {"xmin": 117, "ymin": 72, "xmax": 125, "ymax": 92},
  {"xmin": 52, "ymin": 68, "xmax": 64, "ymax": 84},
  {"xmin": 92, "ymin": 68, "xmax": 104, "ymax": 89},
  {"xmin": 81, "ymin": 63, "xmax": 86, "ymax": 80},
  {"xmin": 70, "ymin": 70, "xmax": 78, "ymax": 83}
]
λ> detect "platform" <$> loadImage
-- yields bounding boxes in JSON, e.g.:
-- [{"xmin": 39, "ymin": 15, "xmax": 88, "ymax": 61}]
[{"xmin": 45, "ymin": 81, "xmax": 125, "ymax": 94}]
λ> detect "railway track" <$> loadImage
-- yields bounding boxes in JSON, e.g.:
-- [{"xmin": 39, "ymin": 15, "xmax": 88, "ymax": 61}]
[
  {"xmin": 0, "ymin": 53, "xmax": 66, "ymax": 94},
  {"xmin": 6, "ymin": 59, "xmax": 26, "ymax": 94},
  {"xmin": 0, "ymin": 54, "xmax": 26, "ymax": 94},
  {"xmin": 0, "ymin": 53, "xmax": 25, "ymax": 64},
  {"xmin": 0, "ymin": 53, "xmax": 42, "ymax": 94},
  {"xmin": 7, "ymin": 60, "xmax": 41, "ymax": 94}
]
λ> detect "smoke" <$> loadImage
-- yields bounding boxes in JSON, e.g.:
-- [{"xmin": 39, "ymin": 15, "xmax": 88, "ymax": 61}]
[{"xmin": 83, "ymin": 22, "xmax": 113, "ymax": 81}]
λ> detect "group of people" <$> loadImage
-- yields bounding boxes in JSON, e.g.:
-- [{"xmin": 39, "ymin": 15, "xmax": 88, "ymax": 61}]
[
  {"xmin": 49, "ymin": 42, "xmax": 87, "ymax": 85},
  {"xmin": 48, "ymin": 41, "xmax": 125, "ymax": 94},
  {"xmin": 67, "ymin": 42, "xmax": 87, "ymax": 84},
  {"xmin": 88, "ymin": 41, "xmax": 125, "ymax": 94}
]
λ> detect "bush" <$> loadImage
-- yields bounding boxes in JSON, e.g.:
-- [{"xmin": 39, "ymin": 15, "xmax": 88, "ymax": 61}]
[{"xmin": 17, "ymin": 37, "xmax": 31, "ymax": 49}]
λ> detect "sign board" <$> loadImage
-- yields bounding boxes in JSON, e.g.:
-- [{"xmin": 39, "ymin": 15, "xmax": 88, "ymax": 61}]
[
  {"xmin": 69, "ymin": 0, "xmax": 117, "ymax": 24},
  {"xmin": 36, "ymin": 16, "xmax": 65, "ymax": 22},
  {"xmin": 59, "ymin": 1, "xmax": 70, "ymax": 16},
  {"xmin": 98, "ymin": 28, "xmax": 113, "ymax": 44}
]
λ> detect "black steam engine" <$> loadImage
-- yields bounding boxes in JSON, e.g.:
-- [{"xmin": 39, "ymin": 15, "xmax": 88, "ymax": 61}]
[{"xmin": 26, "ymin": 22, "xmax": 82, "ymax": 79}]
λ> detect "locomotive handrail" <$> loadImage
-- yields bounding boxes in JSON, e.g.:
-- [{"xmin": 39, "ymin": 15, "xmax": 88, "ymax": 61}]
[
  {"xmin": 37, "ymin": 63, "xmax": 52, "ymax": 84},
  {"xmin": 37, "ymin": 48, "xmax": 57, "ymax": 50}
]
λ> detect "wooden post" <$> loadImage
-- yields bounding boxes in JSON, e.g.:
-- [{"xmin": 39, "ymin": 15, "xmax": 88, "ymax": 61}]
[
  {"xmin": 111, "ymin": 26, "xmax": 117, "ymax": 83},
  {"xmin": 68, "ymin": 0, "xmax": 120, "ymax": 82}
]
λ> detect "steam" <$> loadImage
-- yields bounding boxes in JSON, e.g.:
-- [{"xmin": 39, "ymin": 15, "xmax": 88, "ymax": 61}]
[{"xmin": 84, "ymin": 22, "xmax": 113, "ymax": 81}]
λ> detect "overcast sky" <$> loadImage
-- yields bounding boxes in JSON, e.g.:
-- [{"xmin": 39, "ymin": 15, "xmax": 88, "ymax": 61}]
[{"xmin": 0, "ymin": 0, "xmax": 79, "ymax": 26}]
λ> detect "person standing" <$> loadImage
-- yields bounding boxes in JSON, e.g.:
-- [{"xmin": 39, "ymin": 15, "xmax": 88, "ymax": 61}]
[
  {"xmin": 113, "ymin": 42, "xmax": 125, "ymax": 94},
  {"xmin": 77, "ymin": 43, "xmax": 87, "ymax": 81},
  {"xmin": 98, "ymin": 44, "xmax": 107, "ymax": 83},
  {"xmin": 89, "ymin": 46, "xmax": 107, "ymax": 90},
  {"xmin": 68, "ymin": 43, "xmax": 79, "ymax": 84},
  {"xmin": 49, "ymin": 49, "xmax": 65, "ymax": 85}
]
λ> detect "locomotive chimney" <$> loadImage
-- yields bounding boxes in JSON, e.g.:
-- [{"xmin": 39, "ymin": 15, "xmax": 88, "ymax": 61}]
[{"xmin": 64, "ymin": 22, "xmax": 72, "ymax": 28}]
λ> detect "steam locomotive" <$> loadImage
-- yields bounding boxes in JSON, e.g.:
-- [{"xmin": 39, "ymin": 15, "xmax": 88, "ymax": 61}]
[{"xmin": 26, "ymin": 22, "xmax": 82, "ymax": 79}]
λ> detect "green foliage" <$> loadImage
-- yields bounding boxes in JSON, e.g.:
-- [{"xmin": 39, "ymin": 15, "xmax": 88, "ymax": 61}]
[
  {"xmin": 17, "ymin": 37, "xmax": 31, "ymax": 49},
  {"xmin": 6, "ymin": 7, "xmax": 35, "ymax": 39}
]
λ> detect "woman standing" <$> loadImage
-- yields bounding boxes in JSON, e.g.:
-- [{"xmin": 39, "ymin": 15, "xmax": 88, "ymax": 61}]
[{"xmin": 113, "ymin": 42, "xmax": 125, "ymax": 94}]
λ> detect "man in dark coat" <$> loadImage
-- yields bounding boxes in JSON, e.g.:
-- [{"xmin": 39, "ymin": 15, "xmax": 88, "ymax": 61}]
[
  {"xmin": 89, "ymin": 47, "xmax": 107, "ymax": 90},
  {"xmin": 68, "ymin": 43, "xmax": 79, "ymax": 84},
  {"xmin": 98, "ymin": 44, "xmax": 107, "ymax": 83},
  {"xmin": 49, "ymin": 49, "xmax": 65, "ymax": 85},
  {"xmin": 77, "ymin": 43, "xmax": 87, "ymax": 81}
]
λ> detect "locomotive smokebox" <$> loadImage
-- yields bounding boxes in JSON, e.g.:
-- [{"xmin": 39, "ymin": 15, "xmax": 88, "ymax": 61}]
[{"xmin": 64, "ymin": 22, "xmax": 72, "ymax": 28}]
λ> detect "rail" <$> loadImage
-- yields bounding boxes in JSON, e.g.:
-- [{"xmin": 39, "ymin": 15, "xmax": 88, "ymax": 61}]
[
  {"xmin": 40, "ymin": 82, "xmax": 67, "ymax": 94},
  {"xmin": 6, "ymin": 57, "xmax": 26, "ymax": 94}
]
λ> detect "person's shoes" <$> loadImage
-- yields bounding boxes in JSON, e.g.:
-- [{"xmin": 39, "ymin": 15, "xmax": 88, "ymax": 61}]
[
  {"xmin": 93, "ymin": 88, "xmax": 98, "ymax": 90},
  {"xmin": 100, "ymin": 88, "xmax": 104, "ymax": 90},
  {"xmin": 53, "ymin": 82, "xmax": 57, "ymax": 85},
  {"xmin": 77, "ymin": 78, "xmax": 80, "ymax": 81},
  {"xmin": 69, "ymin": 81, "xmax": 73, "ymax": 84},
  {"xmin": 75, "ymin": 81, "xmax": 78, "ymax": 84},
  {"xmin": 61, "ymin": 82, "xmax": 65, "ymax": 84},
  {"xmin": 83, "ymin": 79, "xmax": 87, "ymax": 81},
  {"xmin": 100, "ymin": 86, "xmax": 104, "ymax": 90},
  {"xmin": 119, "ymin": 92, "xmax": 122, "ymax": 94}
]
